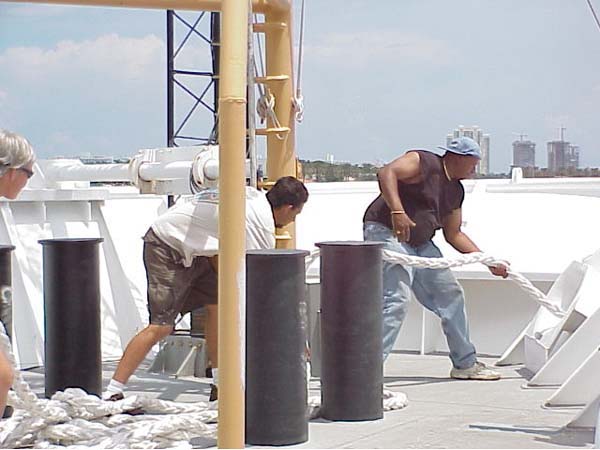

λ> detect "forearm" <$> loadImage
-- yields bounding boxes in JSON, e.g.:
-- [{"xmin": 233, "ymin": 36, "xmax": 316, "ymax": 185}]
[
  {"xmin": 448, "ymin": 231, "xmax": 509, "ymax": 278},
  {"xmin": 446, "ymin": 231, "xmax": 481, "ymax": 254}
]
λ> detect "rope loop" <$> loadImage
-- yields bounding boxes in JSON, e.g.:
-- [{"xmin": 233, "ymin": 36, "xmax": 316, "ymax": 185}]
[
  {"xmin": 256, "ymin": 91, "xmax": 286, "ymax": 140},
  {"xmin": 256, "ymin": 91, "xmax": 275, "ymax": 124},
  {"xmin": 292, "ymin": 91, "xmax": 304, "ymax": 123}
]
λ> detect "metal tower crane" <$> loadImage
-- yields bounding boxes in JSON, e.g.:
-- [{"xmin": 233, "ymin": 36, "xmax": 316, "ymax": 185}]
[{"xmin": 166, "ymin": 10, "xmax": 220, "ymax": 148}]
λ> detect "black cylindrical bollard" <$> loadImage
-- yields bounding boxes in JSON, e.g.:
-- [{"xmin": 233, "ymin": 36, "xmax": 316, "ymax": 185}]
[
  {"xmin": 39, "ymin": 238, "xmax": 103, "ymax": 398},
  {"xmin": 317, "ymin": 241, "xmax": 384, "ymax": 421},
  {"xmin": 0, "ymin": 245, "xmax": 15, "ymax": 340},
  {"xmin": 246, "ymin": 249, "xmax": 309, "ymax": 445}
]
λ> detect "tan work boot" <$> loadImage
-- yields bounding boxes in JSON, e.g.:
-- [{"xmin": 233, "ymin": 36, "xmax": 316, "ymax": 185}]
[{"xmin": 450, "ymin": 361, "xmax": 501, "ymax": 380}]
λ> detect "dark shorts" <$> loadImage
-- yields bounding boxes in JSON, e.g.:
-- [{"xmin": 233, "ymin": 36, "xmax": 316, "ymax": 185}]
[{"xmin": 143, "ymin": 228, "xmax": 218, "ymax": 325}]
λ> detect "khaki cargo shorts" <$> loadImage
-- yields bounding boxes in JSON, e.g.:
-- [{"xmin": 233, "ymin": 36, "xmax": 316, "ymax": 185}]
[{"xmin": 143, "ymin": 228, "xmax": 218, "ymax": 325}]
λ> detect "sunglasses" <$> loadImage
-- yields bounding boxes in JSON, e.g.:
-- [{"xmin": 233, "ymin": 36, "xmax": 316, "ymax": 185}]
[{"xmin": 17, "ymin": 167, "xmax": 34, "ymax": 179}]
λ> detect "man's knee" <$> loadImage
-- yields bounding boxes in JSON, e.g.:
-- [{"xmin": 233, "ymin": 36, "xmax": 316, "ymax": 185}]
[
  {"xmin": 145, "ymin": 324, "xmax": 174, "ymax": 341},
  {"xmin": 443, "ymin": 283, "xmax": 467, "ymax": 308}
]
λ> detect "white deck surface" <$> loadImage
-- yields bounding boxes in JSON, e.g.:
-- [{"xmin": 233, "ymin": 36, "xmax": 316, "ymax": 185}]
[{"xmin": 19, "ymin": 352, "xmax": 595, "ymax": 449}]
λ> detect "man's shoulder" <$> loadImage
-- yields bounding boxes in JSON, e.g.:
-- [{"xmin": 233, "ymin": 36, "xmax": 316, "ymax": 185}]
[
  {"xmin": 245, "ymin": 186, "xmax": 268, "ymax": 208},
  {"xmin": 411, "ymin": 149, "xmax": 441, "ymax": 162},
  {"xmin": 407, "ymin": 150, "xmax": 442, "ymax": 177},
  {"xmin": 246, "ymin": 188, "xmax": 272, "ymax": 219}
]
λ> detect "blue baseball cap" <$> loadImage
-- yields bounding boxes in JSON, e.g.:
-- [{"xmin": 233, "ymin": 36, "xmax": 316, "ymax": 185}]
[{"xmin": 437, "ymin": 137, "xmax": 481, "ymax": 159}]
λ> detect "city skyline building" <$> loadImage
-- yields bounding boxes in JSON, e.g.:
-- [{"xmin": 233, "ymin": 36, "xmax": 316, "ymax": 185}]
[
  {"xmin": 512, "ymin": 139, "xmax": 536, "ymax": 169},
  {"xmin": 447, "ymin": 125, "xmax": 490, "ymax": 175},
  {"xmin": 547, "ymin": 126, "xmax": 579, "ymax": 173},
  {"xmin": 547, "ymin": 140, "xmax": 579, "ymax": 172},
  {"xmin": 547, "ymin": 128, "xmax": 579, "ymax": 173}
]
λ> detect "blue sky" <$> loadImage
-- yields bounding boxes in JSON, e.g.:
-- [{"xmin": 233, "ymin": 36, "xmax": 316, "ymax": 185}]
[{"xmin": 1, "ymin": 0, "xmax": 599, "ymax": 172}]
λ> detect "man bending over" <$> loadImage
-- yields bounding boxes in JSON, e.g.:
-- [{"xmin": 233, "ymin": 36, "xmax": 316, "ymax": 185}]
[
  {"xmin": 363, "ymin": 137, "xmax": 507, "ymax": 380},
  {"xmin": 103, "ymin": 176, "xmax": 309, "ymax": 402}
]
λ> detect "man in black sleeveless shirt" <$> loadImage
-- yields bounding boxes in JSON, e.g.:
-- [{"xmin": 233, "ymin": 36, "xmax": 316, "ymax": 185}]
[{"xmin": 363, "ymin": 137, "xmax": 508, "ymax": 380}]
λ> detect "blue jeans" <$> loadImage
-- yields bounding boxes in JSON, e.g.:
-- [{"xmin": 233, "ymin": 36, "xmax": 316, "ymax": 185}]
[{"xmin": 363, "ymin": 221, "xmax": 476, "ymax": 369}]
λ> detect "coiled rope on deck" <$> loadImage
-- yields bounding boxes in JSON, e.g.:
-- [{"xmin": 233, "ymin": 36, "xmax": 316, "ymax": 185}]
[{"xmin": 0, "ymin": 322, "xmax": 218, "ymax": 449}]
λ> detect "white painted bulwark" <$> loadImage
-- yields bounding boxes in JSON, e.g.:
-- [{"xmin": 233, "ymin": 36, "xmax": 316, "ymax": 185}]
[
  {"xmin": 0, "ymin": 183, "xmax": 167, "ymax": 368},
  {"xmin": 3, "ymin": 163, "xmax": 600, "ymax": 377}
]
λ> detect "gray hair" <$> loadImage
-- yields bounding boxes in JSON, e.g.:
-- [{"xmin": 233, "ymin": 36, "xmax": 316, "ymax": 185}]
[{"xmin": 0, "ymin": 129, "xmax": 35, "ymax": 177}]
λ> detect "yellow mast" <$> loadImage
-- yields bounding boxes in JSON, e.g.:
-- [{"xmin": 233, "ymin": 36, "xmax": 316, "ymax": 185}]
[
  {"xmin": 217, "ymin": 0, "xmax": 248, "ymax": 446},
  {"xmin": 262, "ymin": 4, "xmax": 296, "ymax": 248}
]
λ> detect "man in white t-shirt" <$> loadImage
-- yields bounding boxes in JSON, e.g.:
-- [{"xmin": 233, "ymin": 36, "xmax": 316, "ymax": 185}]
[{"xmin": 103, "ymin": 176, "xmax": 309, "ymax": 404}]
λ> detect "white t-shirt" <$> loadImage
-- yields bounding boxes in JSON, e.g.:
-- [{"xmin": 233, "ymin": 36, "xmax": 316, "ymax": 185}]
[{"xmin": 151, "ymin": 187, "xmax": 276, "ymax": 267}]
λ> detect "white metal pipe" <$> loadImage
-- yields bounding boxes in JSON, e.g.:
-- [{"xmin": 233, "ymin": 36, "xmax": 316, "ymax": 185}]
[
  {"xmin": 37, "ymin": 160, "xmax": 130, "ymax": 183},
  {"xmin": 36, "ymin": 156, "xmax": 231, "ymax": 190},
  {"xmin": 138, "ymin": 161, "xmax": 192, "ymax": 181}
]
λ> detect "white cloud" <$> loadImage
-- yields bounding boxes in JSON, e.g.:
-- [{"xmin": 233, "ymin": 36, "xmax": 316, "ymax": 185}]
[
  {"xmin": 0, "ymin": 33, "xmax": 165, "ymax": 83},
  {"xmin": 0, "ymin": 34, "xmax": 168, "ymax": 157},
  {"xmin": 306, "ymin": 30, "xmax": 456, "ymax": 68}
]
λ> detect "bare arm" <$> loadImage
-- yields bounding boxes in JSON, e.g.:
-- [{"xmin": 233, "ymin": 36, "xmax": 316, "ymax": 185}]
[
  {"xmin": 377, "ymin": 152, "xmax": 420, "ymax": 241},
  {"xmin": 442, "ymin": 209, "xmax": 480, "ymax": 253},
  {"xmin": 378, "ymin": 152, "xmax": 421, "ymax": 211},
  {"xmin": 442, "ymin": 209, "xmax": 508, "ymax": 278}
]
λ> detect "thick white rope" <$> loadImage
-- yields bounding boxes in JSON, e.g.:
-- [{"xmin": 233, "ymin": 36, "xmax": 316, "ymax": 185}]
[
  {"xmin": 247, "ymin": 3, "xmax": 258, "ymax": 188},
  {"xmin": 292, "ymin": 0, "xmax": 306, "ymax": 123},
  {"xmin": 306, "ymin": 248, "xmax": 565, "ymax": 318},
  {"xmin": 0, "ymin": 321, "xmax": 218, "ymax": 449},
  {"xmin": 256, "ymin": 91, "xmax": 286, "ymax": 140},
  {"xmin": 304, "ymin": 361, "xmax": 407, "ymax": 418},
  {"xmin": 308, "ymin": 389, "xmax": 408, "ymax": 420}
]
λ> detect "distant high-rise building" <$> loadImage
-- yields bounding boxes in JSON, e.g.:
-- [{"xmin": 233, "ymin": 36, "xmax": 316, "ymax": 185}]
[
  {"xmin": 512, "ymin": 139, "xmax": 536, "ymax": 168},
  {"xmin": 569, "ymin": 145, "xmax": 580, "ymax": 168},
  {"xmin": 446, "ymin": 125, "xmax": 490, "ymax": 175},
  {"xmin": 547, "ymin": 141, "xmax": 579, "ymax": 172},
  {"xmin": 547, "ymin": 127, "xmax": 579, "ymax": 173}
]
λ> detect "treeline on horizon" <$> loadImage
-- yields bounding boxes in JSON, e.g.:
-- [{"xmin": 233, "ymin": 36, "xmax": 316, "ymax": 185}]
[{"xmin": 299, "ymin": 159, "xmax": 600, "ymax": 182}]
